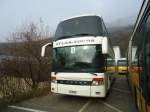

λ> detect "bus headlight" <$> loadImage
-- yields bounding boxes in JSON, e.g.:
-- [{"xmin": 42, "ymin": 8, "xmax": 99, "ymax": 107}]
[
  {"xmin": 51, "ymin": 76, "xmax": 57, "ymax": 83},
  {"xmin": 92, "ymin": 78, "xmax": 104, "ymax": 86},
  {"xmin": 92, "ymin": 81, "xmax": 100, "ymax": 86}
]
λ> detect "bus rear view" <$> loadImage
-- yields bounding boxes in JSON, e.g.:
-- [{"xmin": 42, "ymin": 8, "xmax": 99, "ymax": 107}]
[{"xmin": 41, "ymin": 15, "xmax": 115, "ymax": 97}]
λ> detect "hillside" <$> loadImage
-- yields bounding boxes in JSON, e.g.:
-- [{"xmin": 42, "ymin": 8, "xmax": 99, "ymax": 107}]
[{"xmin": 108, "ymin": 25, "xmax": 134, "ymax": 57}]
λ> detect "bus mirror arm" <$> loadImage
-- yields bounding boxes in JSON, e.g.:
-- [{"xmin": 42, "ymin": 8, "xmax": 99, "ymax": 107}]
[{"xmin": 41, "ymin": 43, "xmax": 52, "ymax": 57}]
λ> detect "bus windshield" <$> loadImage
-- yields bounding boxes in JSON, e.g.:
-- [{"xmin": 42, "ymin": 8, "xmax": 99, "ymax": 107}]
[
  {"xmin": 117, "ymin": 60, "xmax": 127, "ymax": 66},
  {"xmin": 107, "ymin": 59, "xmax": 115, "ymax": 66},
  {"xmin": 55, "ymin": 16, "xmax": 103, "ymax": 39},
  {"xmin": 53, "ymin": 45, "xmax": 105, "ymax": 72}
]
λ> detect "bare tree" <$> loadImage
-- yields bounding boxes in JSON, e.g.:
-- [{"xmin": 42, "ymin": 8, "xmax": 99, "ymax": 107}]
[{"xmin": 5, "ymin": 21, "xmax": 52, "ymax": 89}]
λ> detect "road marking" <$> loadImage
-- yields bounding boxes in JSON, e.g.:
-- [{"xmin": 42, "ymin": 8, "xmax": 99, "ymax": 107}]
[
  {"xmin": 8, "ymin": 105, "xmax": 48, "ymax": 112},
  {"xmin": 102, "ymin": 102, "xmax": 124, "ymax": 112},
  {"xmin": 112, "ymin": 88, "xmax": 130, "ymax": 94},
  {"xmin": 78, "ymin": 99, "xmax": 92, "ymax": 112}
]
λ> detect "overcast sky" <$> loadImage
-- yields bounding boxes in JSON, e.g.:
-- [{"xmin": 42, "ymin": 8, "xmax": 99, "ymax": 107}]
[{"xmin": 0, "ymin": 0, "xmax": 142, "ymax": 42}]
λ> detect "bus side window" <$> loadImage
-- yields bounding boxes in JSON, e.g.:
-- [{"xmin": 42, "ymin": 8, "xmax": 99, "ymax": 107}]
[
  {"xmin": 144, "ymin": 13, "xmax": 150, "ymax": 104},
  {"xmin": 145, "ymin": 42, "xmax": 150, "ymax": 99},
  {"xmin": 132, "ymin": 13, "xmax": 148, "ymax": 103},
  {"xmin": 101, "ymin": 20, "xmax": 107, "ymax": 36}
]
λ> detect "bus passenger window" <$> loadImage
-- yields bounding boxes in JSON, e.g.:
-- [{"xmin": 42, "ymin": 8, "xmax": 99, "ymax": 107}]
[
  {"xmin": 146, "ymin": 43, "xmax": 150, "ymax": 83},
  {"xmin": 144, "ymin": 14, "xmax": 150, "ymax": 103}
]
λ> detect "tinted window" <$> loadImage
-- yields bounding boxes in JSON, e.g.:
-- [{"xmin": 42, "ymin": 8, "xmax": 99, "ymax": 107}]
[
  {"xmin": 131, "ymin": 12, "xmax": 146, "ymax": 102},
  {"xmin": 144, "ymin": 14, "xmax": 150, "ymax": 103},
  {"xmin": 118, "ymin": 60, "xmax": 127, "ymax": 66},
  {"xmin": 55, "ymin": 16, "xmax": 103, "ymax": 39},
  {"xmin": 102, "ymin": 21, "xmax": 107, "ymax": 36}
]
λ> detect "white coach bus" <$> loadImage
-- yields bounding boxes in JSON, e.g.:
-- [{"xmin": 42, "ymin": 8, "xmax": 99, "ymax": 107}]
[{"xmin": 41, "ymin": 15, "xmax": 115, "ymax": 97}]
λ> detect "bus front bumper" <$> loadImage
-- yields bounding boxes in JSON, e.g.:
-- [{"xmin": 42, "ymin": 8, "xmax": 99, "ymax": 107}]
[{"xmin": 51, "ymin": 83, "xmax": 106, "ymax": 97}]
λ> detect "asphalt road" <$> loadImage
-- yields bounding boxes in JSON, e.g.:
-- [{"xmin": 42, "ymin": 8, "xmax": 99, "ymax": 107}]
[{"xmin": 2, "ymin": 75, "xmax": 135, "ymax": 112}]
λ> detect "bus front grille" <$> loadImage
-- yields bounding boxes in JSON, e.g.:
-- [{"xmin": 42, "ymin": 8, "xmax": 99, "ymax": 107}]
[{"xmin": 57, "ymin": 80, "xmax": 91, "ymax": 85}]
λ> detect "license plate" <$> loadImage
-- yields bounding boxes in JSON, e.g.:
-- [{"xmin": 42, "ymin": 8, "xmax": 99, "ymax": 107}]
[{"xmin": 69, "ymin": 90, "xmax": 76, "ymax": 94}]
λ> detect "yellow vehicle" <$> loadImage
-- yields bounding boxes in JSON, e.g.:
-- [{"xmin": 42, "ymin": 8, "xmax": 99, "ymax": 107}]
[
  {"xmin": 106, "ymin": 58, "xmax": 116, "ymax": 74},
  {"xmin": 117, "ymin": 58, "xmax": 128, "ymax": 74},
  {"xmin": 127, "ymin": 0, "xmax": 150, "ymax": 111}
]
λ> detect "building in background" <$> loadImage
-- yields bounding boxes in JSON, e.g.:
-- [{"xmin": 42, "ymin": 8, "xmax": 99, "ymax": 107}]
[{"xmin": 113, "ymin": 46, "xmax": 121, "ymax": 64}]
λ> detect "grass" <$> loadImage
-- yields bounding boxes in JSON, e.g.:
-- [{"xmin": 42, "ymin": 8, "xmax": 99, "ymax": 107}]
[{"xmin": 0, "ymin": 84, "xmax": 50, "ymax": 110}]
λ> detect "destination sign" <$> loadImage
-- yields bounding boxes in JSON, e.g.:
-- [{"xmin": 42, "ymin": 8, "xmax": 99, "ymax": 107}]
[{"xmin": 53, "ymin": 36, "xmax": 103, "ymax": 48}]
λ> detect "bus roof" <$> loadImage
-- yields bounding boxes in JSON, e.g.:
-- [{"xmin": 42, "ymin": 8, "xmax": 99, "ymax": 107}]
[{"xmin": 60, "ymin": 14, "xmax": 101, "ymax": 22}]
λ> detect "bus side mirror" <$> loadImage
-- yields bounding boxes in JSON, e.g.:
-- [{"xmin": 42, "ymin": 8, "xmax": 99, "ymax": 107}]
[
  {"xmin": 102, "ymin": 37, "xmax": 108, "ymax": 54},
  {"xmin": 41, "ymin": 43, "xmax": 52, "ymax": 57}
]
